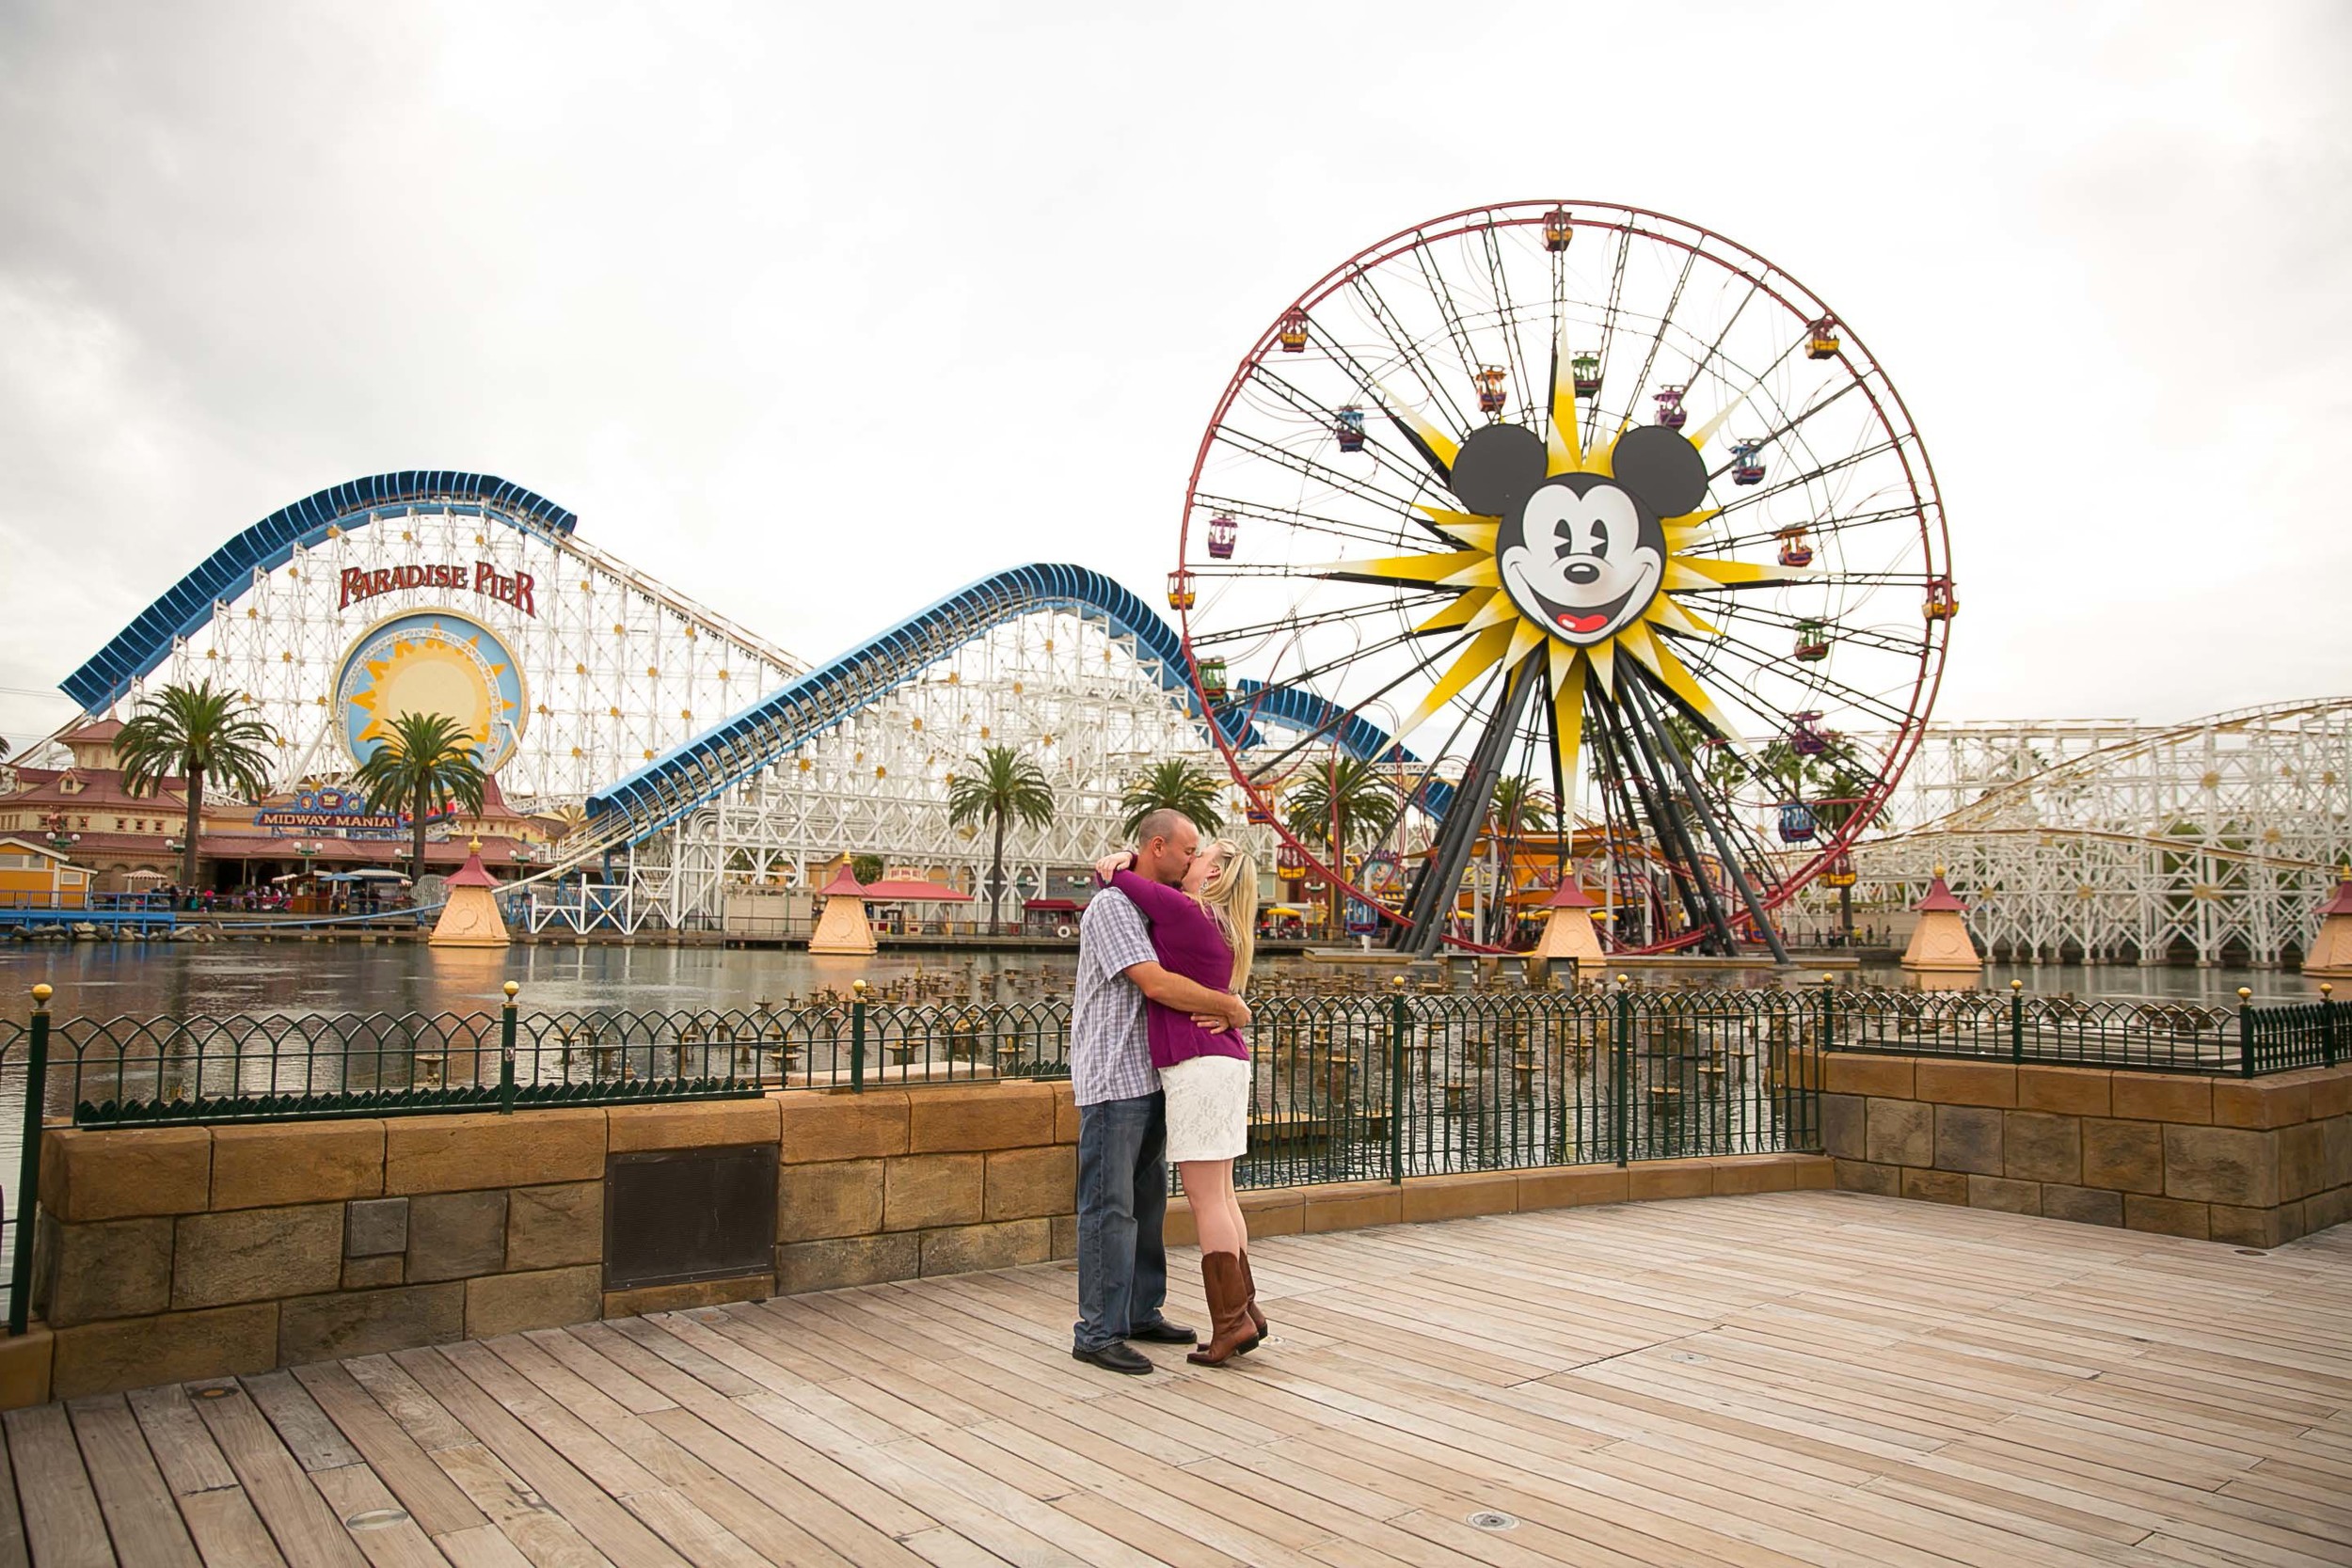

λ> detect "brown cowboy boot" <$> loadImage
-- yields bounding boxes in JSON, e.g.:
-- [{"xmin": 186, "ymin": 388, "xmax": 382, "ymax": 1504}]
[
  {"xmin": 1233, "ymin": 1250, "xmax": 1267, "ymax": 1354},
  {"xmin": 1185, "ymin": 1253, "xmax": 1256, "ymax": 1366}
]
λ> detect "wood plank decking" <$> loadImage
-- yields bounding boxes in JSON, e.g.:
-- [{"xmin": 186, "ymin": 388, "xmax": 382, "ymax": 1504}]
[{"xmin": 0, "ymin": 1190, "xmax": 2346, "ymax": 1567}]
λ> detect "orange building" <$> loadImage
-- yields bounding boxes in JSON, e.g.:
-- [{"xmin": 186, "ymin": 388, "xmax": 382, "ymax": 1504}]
[{"xmin": 0, "ymin": 837, "xmax": 92, "ymax": 909}]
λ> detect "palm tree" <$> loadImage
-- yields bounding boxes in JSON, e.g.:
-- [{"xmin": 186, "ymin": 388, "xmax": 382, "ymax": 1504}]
[
  {"xmin": 1484, "ymin": 775, "xmax": 1552, "ymax": 943},
  {"xmin": 1282, "ymin": 752, "xmax": 1399, "ymax": 937},
  {"xmin": 1119, "ymin": 759, "xmax": 1224, "ymax": 838},
  {"xmin": 115, "ymin": 680, "xmax": 278, "ymax": 887},
  {"xmin": 1660, "ymin": 711, "xmax": 1748, "ymax": 793},
  {"xmin": 946, "ymin": 746, "xmax": 1056, "ymax": 933},
  {"xmin": 352, "ymin": 711, "xmax": 490, "ymax": 882}
]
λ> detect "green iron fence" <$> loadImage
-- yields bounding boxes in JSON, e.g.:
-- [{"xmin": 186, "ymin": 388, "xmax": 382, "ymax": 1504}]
[
  {"xmin": 1237, "ymin": 984, "xmax": 1820, "ymax": 1189},
  {"xmin": 1822, "ymin": 980, "xmax": 2344, "ymax": 1076},
  {"xmin": 2, "ymin": 978, "xmax": 2340, "ymax": 1334}
]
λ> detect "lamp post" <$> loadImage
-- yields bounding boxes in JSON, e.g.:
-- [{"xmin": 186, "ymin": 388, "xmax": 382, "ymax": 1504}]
[{"xmin": 41, "ymin": 814, "xmax": 79, "ymax": 908}]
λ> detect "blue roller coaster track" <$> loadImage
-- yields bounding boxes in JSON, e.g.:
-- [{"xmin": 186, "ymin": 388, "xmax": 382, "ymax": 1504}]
[
  {"xmin": 584, "ymin": 564, "xmax": 1446, "ymax": 853},
  {"xmin": 588, "ymin": 564, "xmax": 1214, "ymax": 845},
  {"xmin": 63, "ymin": 472, "xmax": 578, "ymax": 712}
]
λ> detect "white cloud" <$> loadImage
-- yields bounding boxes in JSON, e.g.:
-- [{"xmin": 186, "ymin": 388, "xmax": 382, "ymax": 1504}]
[{"xmin": 2, "ymin": 0, "xmax": 2346, "ymax": 751}]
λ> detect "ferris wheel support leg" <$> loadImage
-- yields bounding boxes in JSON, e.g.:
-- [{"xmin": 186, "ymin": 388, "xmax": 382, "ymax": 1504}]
[
  {"xmin": 1392, "ymin": 663, "xmax": 1542, "ymax": 958},
  {"xmin": 1597, "ymin": 691, "xmax": 1726, "ymax": 950},
  {"xmin": 1626, "ymin": 677, "xmax": 1792, "ymax": 965}
]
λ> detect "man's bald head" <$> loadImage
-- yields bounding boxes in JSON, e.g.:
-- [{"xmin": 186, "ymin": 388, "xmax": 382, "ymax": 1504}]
[{"xmin": 1133, "ymin": 809, "xmax": 1199, "ymax": 886}]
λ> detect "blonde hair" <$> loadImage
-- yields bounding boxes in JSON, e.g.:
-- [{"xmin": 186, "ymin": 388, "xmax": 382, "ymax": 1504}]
[{"xmin": 1193, "ymin": 837, "xmax": 1260, "ymax": 993}]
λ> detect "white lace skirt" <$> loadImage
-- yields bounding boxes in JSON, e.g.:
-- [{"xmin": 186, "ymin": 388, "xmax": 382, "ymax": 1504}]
[{"xmin": 1160, "ymin": 1054, "xmax": 1251, "ymax": 1162}]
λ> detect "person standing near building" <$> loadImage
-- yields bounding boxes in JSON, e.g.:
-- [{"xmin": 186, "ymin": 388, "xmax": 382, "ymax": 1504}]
[{"xmin": 1069, "ymin": 808, "xmax": 1251, "ymax": 1375}]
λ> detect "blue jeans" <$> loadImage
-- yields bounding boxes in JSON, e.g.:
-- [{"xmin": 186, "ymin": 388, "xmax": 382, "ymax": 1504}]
[{"xmin": 1073, "ymin": 1090, "xmax": 1172, "ymax": 1351}]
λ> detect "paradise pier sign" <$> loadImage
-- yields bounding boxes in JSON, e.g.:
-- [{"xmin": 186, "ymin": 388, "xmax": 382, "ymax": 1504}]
[{"xmin": 340, "ymin": 561, "xmax": 537, "ymax": 616}]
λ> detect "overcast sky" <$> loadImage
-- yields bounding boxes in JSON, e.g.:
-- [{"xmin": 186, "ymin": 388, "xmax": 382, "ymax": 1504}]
[{"xmin": 3, "ymin": 0, "xmax": 2346, "ymax": 754}]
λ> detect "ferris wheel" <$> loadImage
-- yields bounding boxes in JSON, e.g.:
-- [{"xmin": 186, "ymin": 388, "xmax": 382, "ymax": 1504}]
[{"xmin": 1173, "ymin": 200, "xmax": 1952, "ymax": 956}]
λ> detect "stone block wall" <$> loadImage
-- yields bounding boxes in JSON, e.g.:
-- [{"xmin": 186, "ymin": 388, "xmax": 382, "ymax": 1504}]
[
  {"xmin": 771, "ymin": 1080, "xmax": 1080, "ymax": 1294},
  {"xmin": 14, "ymin": 1080, "xmax": 1089, "ymax": 1404},
  {"xmin": 1821, "ymin": 1053, "xmax": 2352, "ymax": 1246}
]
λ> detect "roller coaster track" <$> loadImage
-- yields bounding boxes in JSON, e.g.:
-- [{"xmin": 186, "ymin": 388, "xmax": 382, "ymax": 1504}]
[
  {"xmin": 580, "ymin": 564, "xmax": 1213, "ymax": 854},
  {"xmin": 514, "ymin": 565, "xmax": 1445, "ymax": 887},
  {"xmin": 1225, "ymin": 679, "xmax": 1454, "ymax": 816},
  {"xmin": 1923, "ymin": 695, "xmax": 2352, "ymax": 833},
  {"xmin": 54, "ymin": 470, "xmax": 803, "ymax": 766}
]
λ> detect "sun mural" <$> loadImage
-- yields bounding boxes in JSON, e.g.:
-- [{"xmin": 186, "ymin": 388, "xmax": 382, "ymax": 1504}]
[
  {"xmin": 334, "ymin": 610, "xmax": 527, "ymax": 771},
  {"xmin": 1320, "ymin": 326, "xmax": 1805, "ymax": 789}
]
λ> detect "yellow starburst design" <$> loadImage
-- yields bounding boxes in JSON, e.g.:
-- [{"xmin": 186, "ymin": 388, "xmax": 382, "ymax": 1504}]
[
  {"xmin": 1315, "ymin": 327, "xmax": 1808, "ymax": 786},
  {"xmin": 342, "ymin": 627, "xmax": 519, "ymax": 763}
]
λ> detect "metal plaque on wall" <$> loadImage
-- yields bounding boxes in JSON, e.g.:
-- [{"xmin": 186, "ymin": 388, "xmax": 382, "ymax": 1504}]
[{"xmin": 604, "ymin": 1143, "xmax": 778, "ymax": 1291}]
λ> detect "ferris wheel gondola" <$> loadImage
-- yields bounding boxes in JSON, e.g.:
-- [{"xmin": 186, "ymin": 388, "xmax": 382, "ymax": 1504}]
[{"xmin": 1175, "ymin": 200, "xmax": 1952, "ymax": 956}]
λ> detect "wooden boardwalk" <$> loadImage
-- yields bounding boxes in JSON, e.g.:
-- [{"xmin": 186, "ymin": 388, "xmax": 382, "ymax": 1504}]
[{"xmin": 1, "ymin": 1191, "xmax": 2346, "ymax": 1567}]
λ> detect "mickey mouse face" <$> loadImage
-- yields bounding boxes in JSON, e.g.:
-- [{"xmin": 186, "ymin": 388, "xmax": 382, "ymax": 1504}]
[
  {"xmin": 1446, "ymin": 422, "xmax": 1709, "ymax": 648},
  {"xmin": 1501, "ymin": 477, "xmax": 1663, "ymax": 641}
]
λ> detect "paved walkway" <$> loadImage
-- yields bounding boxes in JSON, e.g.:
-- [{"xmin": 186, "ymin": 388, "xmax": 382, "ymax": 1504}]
[{"xmin": 1, "ymin": 1191, "xmax": 2347, "ymax": 1566}]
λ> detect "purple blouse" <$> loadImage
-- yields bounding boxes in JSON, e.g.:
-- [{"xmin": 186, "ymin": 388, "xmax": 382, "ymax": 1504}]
[{"xmin": 1104, "ymin": 868, "xmax": 1249, "ymax": 1070}]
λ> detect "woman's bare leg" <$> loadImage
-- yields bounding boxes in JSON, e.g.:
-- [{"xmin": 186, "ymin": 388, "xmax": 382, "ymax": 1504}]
[{"xmin": 1181, "ymin": 1161, "xmax": 1241, "ymax": 1254}]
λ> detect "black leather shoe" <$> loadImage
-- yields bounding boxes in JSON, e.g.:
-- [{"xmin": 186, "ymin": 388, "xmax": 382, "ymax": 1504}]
[
  {"xmin": 1072, "ymin": 1342, "xmax": 1153, "ymax": 1375},
  {"xmin": 1126, "ymin": 1319, "xmax": 1199, "ymax": 1345}
]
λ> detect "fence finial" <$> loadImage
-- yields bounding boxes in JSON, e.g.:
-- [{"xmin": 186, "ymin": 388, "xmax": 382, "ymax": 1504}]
[
  {"xmin": 1391, "ymin": 974, "xmax": 1406, "ymax": 989},
  {"xmin": 2237, "ymin": 988, "xmax": 2252, "ymax": 1002},
  {"xmin": 2010, "ymin": 978, "xmax": 2024, "ymax": 991},
  {"xmin": 502, "ymin": 980, "xmax": 519, "ymax": 1001},
  {"xmin": 30, "ymin": 984, "xmax": 51, "ymax": 1007},
  {"xmin": 852, "ymin": 978, "xmax": 867, "ymax": 994}
]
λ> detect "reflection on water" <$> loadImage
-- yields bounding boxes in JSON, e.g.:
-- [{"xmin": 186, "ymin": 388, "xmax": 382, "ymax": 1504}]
[
  {"xmin": 0, "ymin": 942, "xmax": 2329, "ymax": 1021},
  {"xmin": 0, "ymin": 943, "xmax": 1082, "ymax": 1022}
]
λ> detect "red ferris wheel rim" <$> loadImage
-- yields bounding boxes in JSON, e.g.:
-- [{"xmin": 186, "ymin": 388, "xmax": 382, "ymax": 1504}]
[{"xmin": 1175, "ymin": 199, "xmax": 1951, "ymax": 954}]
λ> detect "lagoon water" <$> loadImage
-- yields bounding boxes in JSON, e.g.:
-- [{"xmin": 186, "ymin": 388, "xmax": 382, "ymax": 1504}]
[{"xmin": 0, "ymin": 940, "xmax": 2327, "ymax": 1022}]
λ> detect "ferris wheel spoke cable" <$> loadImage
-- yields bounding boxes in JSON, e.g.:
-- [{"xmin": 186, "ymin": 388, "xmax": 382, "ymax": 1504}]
[
  {"xmin": 1408, "ymin": 236, "xmax": 1489, "ymax": 406},
  {"xmin": 1708, "ymin": 436, "xmax": 1901, "ymax": 520},
  {"xmin": 1386, "ymin": 658, "xmax": 1513, "ymax": 844},
  {"xmin": 1213, "ymin": 425, "xmax": 1430, "ymax": 517},
  {"xmin": 1702, "ymin": 502, "xmax": 1920, "ymax": 557},
  {"xmin": 1708, "ymin": 598, "xmax": 1929, "ymax": 661},
  {"xmin": 1477, "ymin": 223, "xmax": 1539, "ymax": 430},
  {"xmin": 1677, "ymin": 270, "xmax": 1771, "ymax": 408},
  {"xmin": 1615, "ymin": 245, "xmax": 1698, "ymax": 443},
  {"xmin": 1342, "ymin": 273, "xmax": 1470, "ymax": 439},
  {"xmin": 1237, "ymin": 626, "xmax": 1480, "ymax": 784},
  {"xmin": 1238, "ymin": 358, "xmax": 1452, "ymax": 504},
  {"xmin": 1587, "ymin": 226, "xmax": 1634, "ymax": 453},
  {"xmin": 1190, "ymin": 594, "xmax": 1446, "ymax": 654},
  {"xmin": 1678, "ymin": 624, "xmax": 1915, "ymax": 730}
]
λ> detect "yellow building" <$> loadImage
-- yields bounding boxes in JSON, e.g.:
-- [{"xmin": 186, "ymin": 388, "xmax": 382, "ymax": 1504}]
[{"xmin": 0, "ymin": 837, "xmax": 91, "ymax": 909}]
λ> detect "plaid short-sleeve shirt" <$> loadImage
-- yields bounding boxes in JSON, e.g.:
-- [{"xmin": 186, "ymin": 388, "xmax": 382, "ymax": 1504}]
[{"xmin": 1071, "ymin": 887, "xmax": 1158, "ymax": 1105}]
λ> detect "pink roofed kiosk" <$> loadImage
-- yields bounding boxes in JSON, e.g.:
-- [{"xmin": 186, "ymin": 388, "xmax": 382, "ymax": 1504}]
[
  {"xmin": 1529, "ymin": 878, "xmax": 1606, "ymax": 981},
  {"xmin": 2301, "ymin": 869, "xmax": 2352, "ymax": 979},
  {"xmin": 1900, "ymin": 867, "xmax": 1980, "ymax": 990},
  {"xmin": 807, "ymin": 863, "xmax": 878, "ymax": 956},
  {"xmin": 428, "ymin": 840, "xmax": 510, "ymax": 949}
]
